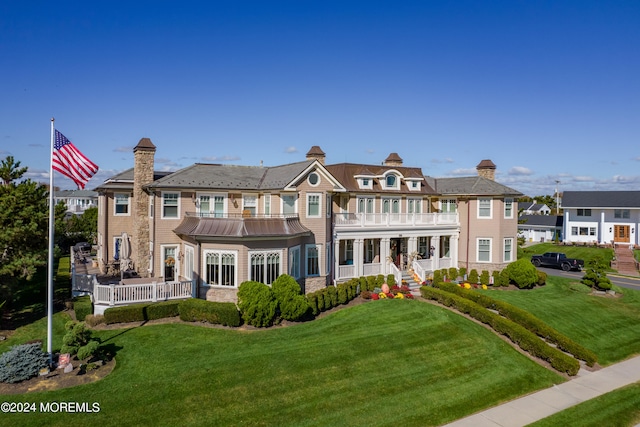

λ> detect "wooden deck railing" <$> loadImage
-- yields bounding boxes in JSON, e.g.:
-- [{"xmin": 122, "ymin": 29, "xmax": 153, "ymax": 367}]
[{"xmin": 93, "ymin": 280, "xmax": 193, "ymax": 306}]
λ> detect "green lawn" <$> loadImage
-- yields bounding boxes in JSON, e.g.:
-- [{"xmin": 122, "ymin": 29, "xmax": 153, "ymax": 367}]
[
  {"xmin": 480, "ymin": 276, "xmax": 640, "ymax": 365},
  {"xmin": 529, "ymin": 382, "xmax": 640, "ymax": 427},
  {"xmin": 520, "ymin": 243, "xmax": 615, "ymax": 269},
  {"xmin": 0, "ymin": 301, "xmax": 562, "ymax": 427}
]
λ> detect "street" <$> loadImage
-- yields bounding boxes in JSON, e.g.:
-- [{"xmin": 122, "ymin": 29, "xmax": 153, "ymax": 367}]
[{"xmin": 537, "ymin": 266, "xmax": 640, "ymax": 291}]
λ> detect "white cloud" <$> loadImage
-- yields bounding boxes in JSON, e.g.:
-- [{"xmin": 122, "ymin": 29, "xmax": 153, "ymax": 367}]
[
  {"xmin": 285, "ymin": 146, "xmax": 298, "ymax": 154},
  {"xmin": 114, "ymin": 146, "xmax": 134, "ymax": 153},
  {"xmin": 449, "ymin": 168, "xmax": 476, "ymax": 176},
  {"xmin": 508, "ymin": 166, "xmax": 533, "ymax": 176},
  {"xmin": 200, "ymin": 155, "xmax": 240, "ymax": 162}
]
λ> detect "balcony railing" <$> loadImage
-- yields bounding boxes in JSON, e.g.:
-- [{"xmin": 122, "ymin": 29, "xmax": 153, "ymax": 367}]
[{"xmin": 334, "ymin": 212, "xmax": 458, "ymax": 228}]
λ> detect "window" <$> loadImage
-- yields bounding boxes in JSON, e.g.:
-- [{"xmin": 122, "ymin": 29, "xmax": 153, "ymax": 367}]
[
  {"xmin": 442, "ymin": 236, "xmax": 451, "ymax": 257},
  {"xmin": 114, "ymin": 237, "xmax": 122, "ymax": 261},
  {"xmin": 264, "ymin": 194, "xmax": 271, "ymax": 216},
  {"xmin": 382, "ymin": 198, "xmax": 400, "ymax": 214},
  {"xmin": 282, "ymin": 194, "xmax": 297, "ymax": 216},
  {"xmin": 504, "ymin": 198, "xmax": 513, "ymax": 219},
  {"xmin": 440, "ymin": 199, "xmax": 457, "ymax": 213},
  {"xmin": 407, "ymin": 180, "xmax": 420, "ymax": 190},
  {"xmin": 357, "ymin": 177, "xmax": 373, "ymax": 189},
  {"xmin": 306, "ymin": 245, "xmax": 320, "ymax": 276},
  {"xmin": 573, "ymin": 227, "xmax": 595, "ymax": 236},
  {"xmin": 418, "ymin": 237, "xmax": 428, "ymax": 258},
  {"xmin": 289, "ymin": 246, "xmax": 300, "ymax": 279},
  {"xmin": 307, "ymin": 172, "xmax": 320, "ymax": 186},
  {"xmin": 478, "ymin": 198, "xmax": 492, "ymax": 218},
  {"xmin": 249, "ymin": 250, "xmax": 281, "ymax": 285},
  {"xmin": 243, "ymin": 195, "xmax": 257, "ymax": 216},
  {"xmin": 149, "ymin": 195, "xmax": 154, "ymax": 218},
  {"xmin": 614, "ymin": 209, "xmax": 630, "ymax": 219},
  {"xmin": 408, "ymin": 198, "xmax": 422, "ymax": 214},
  {"xmin": 477, "ymin": 239, "xmax": 491, "ymax": 262},
  {"xmin": 577, "ymin": 209, "xmax": 592, "ymax": 217},
  {"xmin": 357, "ymin": 197, "xmax": 374, "ymax": 215},
  {"xmin": 326, "ymin": 194, "xmax": 332, "ymax": 218},
  {"xmin": 205, "ymin": 250, "xmax": 237, "ymax": 287},
  {"xmin": 198, "ymin": 194, "xmax": 226, "ymax": 217},
  {"xmin": 384, "ymin": 173, "xmax": 399, "ymax": 189},
  {"xmin": 307, "ymin": 193, "xmax": 321, "ymax": 218},
  {"xmin": 162, "ymin": 192, "xmax": 179, "ymax": 218},
  {"xmin": 114, "ymin": 193, "xmax": 130, "ymax": 215},
  {"xmin": 503, "ymin": 238, "xmax": 513, "ymax": 262},
  {"xmin": 571, "ymin": 226, "xmax": 578, "ymax": 236}
]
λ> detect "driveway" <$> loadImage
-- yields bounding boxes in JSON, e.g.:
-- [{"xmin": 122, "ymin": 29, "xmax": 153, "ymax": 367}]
[{"xmin": 537, "ymin": 266, "xmax": 640, "ymax": 291}]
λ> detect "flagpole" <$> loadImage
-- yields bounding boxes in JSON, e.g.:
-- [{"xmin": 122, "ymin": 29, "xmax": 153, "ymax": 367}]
[{"xmin": 47, "ymin": 118, "xmax": 55, "ymax": 366}]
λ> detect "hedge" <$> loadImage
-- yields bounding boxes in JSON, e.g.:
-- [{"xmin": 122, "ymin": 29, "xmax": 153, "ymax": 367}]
[
  {"xmin": 421, "ymin": 286, "xmax": 580, "ymax": 376},
  {"xmin": 305, "ymin": 279, "xmax": 360, "ymax": 317},
  {"xmin": 74, "ymin": 296, "xmax": 93, "ymax": 321},
  {"xmin": 433, "ymin": 282, "xmax": 597, "ymax": 366},
  {"xmin": 104, "ymin": 300, "xmax": 180, "ymax": 324},
  {"xmin": 178, "ymin": 298, "xmax": 241, "ymax": 327}
]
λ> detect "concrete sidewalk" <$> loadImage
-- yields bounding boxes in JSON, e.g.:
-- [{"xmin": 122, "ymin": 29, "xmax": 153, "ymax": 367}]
[{"xmin": 444, "ymin": 355, "xmax": 640, "ymax": 427}]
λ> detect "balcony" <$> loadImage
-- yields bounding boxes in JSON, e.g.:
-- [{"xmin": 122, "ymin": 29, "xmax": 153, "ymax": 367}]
[{"xmin": 333, "ymin": 212, "xmax": 458, "ymax": 229}]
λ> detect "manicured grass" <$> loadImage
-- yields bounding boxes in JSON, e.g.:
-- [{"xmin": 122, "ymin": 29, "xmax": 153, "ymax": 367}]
[
  {"xmin": 529, "ymin": 382, "xmax": 640, "ymax": 427},
  {"xmin": 520, "ymin": 243, "xmax": 615, "ymax": 268},
  {"xmin": 480, "ymin": 276, "xmax": 640, "ymax": 365},
  {"xmin": 0, "ymin": 300, "xmax": 563, "ymax": 427},
  {"xmin": 0, "ymin": 312, "xmax": 71, "ymax": 353}
]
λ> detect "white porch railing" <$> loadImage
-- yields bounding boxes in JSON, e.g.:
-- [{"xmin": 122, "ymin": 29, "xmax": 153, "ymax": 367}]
[
  {"xmin": 412, "ymin": 259, "xmax": 432, "ymax": 283},
  {"xmin": 389, "ymin": 263, "xmax": 402, "ymax": 285},
  {"xmin": 338, "ymin": 264, "xmax": 356, "ymax": 280},
  {"xmin": 334, "ymin": 212, "xmax": 458, "ymax": 228},
  {"xmin": 93, "ymin": 281, "xmax": 192, "ymax": 306},
  {"xmin": 362, "ymin": 262, "xmax": 383, "ymax": 276}
]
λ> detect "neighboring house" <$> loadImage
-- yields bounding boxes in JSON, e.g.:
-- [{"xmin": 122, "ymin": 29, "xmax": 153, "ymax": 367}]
[
  {"xmin": 561, "ymin": 191, "xmax": 640, "ymax": 246},
  {"xmin": 95, "ymin": 139, "xmax": 522, "ymax": 303},
  {"xmin": 518, "ymin": 215, "xmax": 563, "ymax": 243},
  {"xmin": 54, "ymin": 189, "xmax": 98, "ymax": 218},
  {"xmin": 521, "ymin": 201, "xmax": 551, "ymax": 215}
]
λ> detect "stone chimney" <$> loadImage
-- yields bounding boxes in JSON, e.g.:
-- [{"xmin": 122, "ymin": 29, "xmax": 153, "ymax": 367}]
[
  {"xmin": 306, "ymin": 146, "xmax": 326, "ymax": 165},
  {"xmin": 384, "ymin": 153, "xmax": 403, "ymax": 167},
  {"xmin": 133, "ymin": 138, "xmax": 156, "ymax": 277},
  {"xmin": 476, "ymin": 159, "xmax": 496, "ymax": 181}
]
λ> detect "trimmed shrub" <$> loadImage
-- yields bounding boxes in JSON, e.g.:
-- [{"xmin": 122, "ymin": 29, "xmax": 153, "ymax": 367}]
[
  {"xmin": 499, "ymin": 268, "xmax": 510, "ymax": 287},
  {"xmin": 432, "ymin": 270, "xmax": 443, "ymax": 284},
  {"xmin": 363, "ymin": 276, "xmax": 373, "ymax": 292},
  {"xmin": 84, "ymin": 314, "xmax": 105, "ymax": 327},
  {"xmin": 458, "ymin": 267, "xmax": 467, "ymax": 279},
  {"xmin": 375, "ymin": 275, "xmax": 385, "ymax": 288},
  {"xmin": 237, "ymin": 281, "xmax": 277, "ymax": 327},
  {"xmin": 77, "ymin": 340, "xmax": 100, "ymax": 360},
  {"xmin": 448, "ymin": 268, "xmax": 458, "ymax": 281},
  {"xmin": 491, "ymin": 270, "xmax": 500, "ymax": 286},
  {"xmin": 337, "ymin": 284, "xmax": 348, "ymax": 304},
  {"xmin": 537, "ymin": 270, "xmax": 547, "ymax": 286},
  {"xmin": 0, "ymin": 342, "xmax": 48, "ymax": 383},
  {"xmin": 272, "ymin": 274, "xmax": 310, "ymax": 321},
  {"xmin": 506, "ymin": 258, "xmax": 538, "ymax": 289},
  {"xmin": 480, "ymin": 270, "xmax": 490, "ymax": 286},
  {"xmin": 61, "ymin": 321, "xmax": 93, "ymax": 355},
  {"xmin": 306, "ymin": 293, "xmax": 319, "ymax": 316},
  {"xmin": 103, "ymin": 301, "xmax": 181, "ymax": 324},
  {"xmin": 468, "ymin": 269, "xmax": 479, "ymax": 284},
  {"xmin": 178, "ymin": 298, "xmax": 241, "ymax": 326},
  {"xmin": 326, "ymin": 286, "xmax": 338, "ymax": 307},
  {"xmin": 74, "ymin": 295, "xmax": 92, "ymax": 321},
  {"xmin": 582, "ymin": 257, "xmax": 613, "ymax": 291},
  {"xmin": 386, "ymin": 274, "xmax": 396, "ymax": 286}
]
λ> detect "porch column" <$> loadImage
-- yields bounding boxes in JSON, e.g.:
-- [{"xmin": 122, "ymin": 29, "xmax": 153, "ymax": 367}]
[
  {"xmin": 380, "ymin": 237, "xmax": 390, "ymax": 275},
  {"xmin": 333, "ymin": 237, "xmax": 340, "ymax": 283},
  {"xmin": 408, "ymin": 236, "xmax": 417, "ymax": 260},
  {"xmin": 433, "ymin": 235, "xmax": 441, "ymax": 270},
  {"xmin": 600, "ymin": 211, "xmax": 605, "ymax": 244},
  {"xmin": 354, "ymin": 238, "xmax": 363, "ymax": 278},
  {"xmin": 450, "ymin": 234, "xmax": 458, "ymax": 268}
]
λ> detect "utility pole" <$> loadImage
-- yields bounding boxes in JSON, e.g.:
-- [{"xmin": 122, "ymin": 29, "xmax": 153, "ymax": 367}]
[{"xmin": 555, "ymin": 180, "xmax": 560, "ymax": 215}]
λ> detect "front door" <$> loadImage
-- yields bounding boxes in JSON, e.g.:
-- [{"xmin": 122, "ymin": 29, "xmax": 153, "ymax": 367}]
[{"xmin": 614, "ymin": 225, "xmax": 630, "ymax": 243}]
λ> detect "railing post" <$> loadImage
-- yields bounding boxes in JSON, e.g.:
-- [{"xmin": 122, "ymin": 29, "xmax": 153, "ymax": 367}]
[
  {"xmin": 109, "ymin": 284, "xmax": 115, "ymax": 306},
  {"xmin": 152, "ymin": 281, "xmax": 158, "ymax": 302}
]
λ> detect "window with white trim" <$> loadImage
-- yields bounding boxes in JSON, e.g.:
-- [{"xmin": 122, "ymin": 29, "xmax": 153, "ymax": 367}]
[
  {"xmin": 504, "ymin": 198, "xmax": 513, "ymax": 219},
  {"xmin": 307, "ymin": 193, "xmax": 321, "ymax": 218},
  {"xmin": 614, "ymin": 209, "xmax": 630, "ymax": 219},
  {"xmin": 478, "ymin": 198, "xmax": 492, "ymax": 218},
  {"xmin": 358, "ymin": 178, "xmax": 373, "ymax": 190},
  {"xmin": 503, "ymin": 238, "xmax": 513, "ymax": 262},
  {"xmin": 264, "ymin": 194, "xmax": 271, "ymax": 216},
  {"xmin": 577, "ymin": 209, "xmax": 592, "ymax": 217},
  {"xmin": 408, "ymin": 198, "xmax": 422, "ymax": 214},
  {"xmin": 289, "ymin": 246, "xmax": 300, "ymax": 279},
  {"xmin": 306, "ymin": 244, "xmax": 320, "ymax": 276},
  {"xmin": 205, "ymin": 250, "xmax": 237, "ymax": 287},
  {"xmin": 243, "ymin": 195, "xmax": 257, "ymax": 216},
  {"xmin": 162, "ymin": 192, "xmax": 180, "ymax": 219},
  {"xmin": 307, "ymin": 172, "xmax": 320, "ymax": 186},
  {"xmin": 249, "ymin": 250, "xmax": 281, "ymax": 285},
  {"xmin": 382, "ymin": 198, "xmax": 400, "ymax": 214},
  {"xmin": 162, "ymin": 245, "xmax": 178, "ymax": 281},
  {"xmin": 383, "ymin": 173, "xmax": 400, "ymax": 190},
  {"xmin": 440, "ymin": 199, "xmax": 457, "ymax": 213},
  {"xmin": 357, "ymin": 197, "xmax": 374, "ymax": 215},
  {"xmin": 184, "ymin": 245, "xmax": 194, "ymax": 280},
  {"xmin": 477, "ymin": 238, "xmax": 491, "ymax": 262},
  {"xmin": 282, "ymin": 194, "xmax": 297, "ymax": 216},
  {"xmin": 114, "ymin": 193, "xmax": 130, "ymax": 216},
  {"xmin": 197, "ymin": 194, "xmax": 226, "ymax": 218}
]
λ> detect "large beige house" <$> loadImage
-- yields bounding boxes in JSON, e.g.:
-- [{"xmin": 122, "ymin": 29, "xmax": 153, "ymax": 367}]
[{"xmin": 95, "ymin": 139, "xmax": 522, "ymax": 302}]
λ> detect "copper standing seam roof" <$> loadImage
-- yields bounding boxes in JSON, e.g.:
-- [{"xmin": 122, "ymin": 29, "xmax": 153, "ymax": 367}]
[{"xmin": 173, "ymin": 215, "xmax": 312, "ymax": 239}]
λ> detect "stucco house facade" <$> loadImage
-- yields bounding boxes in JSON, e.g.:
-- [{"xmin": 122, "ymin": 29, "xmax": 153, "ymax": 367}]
[
  {"xmin": 95, "ymin": 139, "xmax": 522, "ymax": 302},
  {"xmin": 561, "ymin": 191, "xmax": 640, "ymax": 246}
]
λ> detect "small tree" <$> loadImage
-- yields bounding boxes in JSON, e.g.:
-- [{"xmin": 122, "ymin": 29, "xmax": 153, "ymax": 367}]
[
  {"xmin": 237, "ymin": 281, "xmax": 277, "ymax": 327},
  {"xmin": 479, "ymin": 270, "xmax": 490, "ymax": 286},
  {"xmin": 581, "ymin": 257, "xmax": 612, "ymax": 291},
  {"xmin": 468, "ymin": 269, "xmax": 479, "ymax": 284},
  {"xmin": 505, "ymin": 258, "xmax": 538, "ymax": 289}
]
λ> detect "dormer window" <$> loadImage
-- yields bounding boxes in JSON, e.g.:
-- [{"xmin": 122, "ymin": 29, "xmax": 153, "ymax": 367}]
[
  {"xmin": 382, "ymin": 171, "xmax": 401, "ymax": 190},
  {"xmin": 406, "ymin": 180, "xmax": 421, "ymax": 191},
  {"xmin": 386, "ymin": 175, "xmax": 396, "ymax": 187},
  {"xmin": 357, "ymin": 177, "xmax": 373, "ymax": 190}
]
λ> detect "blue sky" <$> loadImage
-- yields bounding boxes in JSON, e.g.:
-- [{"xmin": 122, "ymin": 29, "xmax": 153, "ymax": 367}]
[{"xmin": 1, "ymin": 1, "xmax": 639, "ymax": 197}]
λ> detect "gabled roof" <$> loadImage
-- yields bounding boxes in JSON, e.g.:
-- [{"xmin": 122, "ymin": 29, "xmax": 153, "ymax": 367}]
[
  {"xmin": 518, "ymin": 214, "xmax": 563, "ymax": 228},
  {"xmin": 561, "ymin": 191, "xmax": 640, "ymax": 208},
  {"xmin": 432, "ymin": 176, "xmax": 522, "ymax": 197},
  {"xmin": 144, "ymin": 160, "xmax": 320, "ymax": 191},
  {"xmin": 94, "ymin": 169, "xmax": 172, "ymax": 191},
  {"xmin": 325, "ymin": 163, "xmax": 436, "ymax": 194}
]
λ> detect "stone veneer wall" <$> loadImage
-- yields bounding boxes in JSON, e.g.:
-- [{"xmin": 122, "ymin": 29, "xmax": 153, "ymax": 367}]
[
  {"xmin": 205, "ymin": 287, "xmax": 239, "ymax": 304},
  {"xmin": 133, "ymin": 144, "xmax": 155, "ymax": 278},
  {"xmin": 303, "ymin": 276, "xmax": 327, "ymax": 294}
]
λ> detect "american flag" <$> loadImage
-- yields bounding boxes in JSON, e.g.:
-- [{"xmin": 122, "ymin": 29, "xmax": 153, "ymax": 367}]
[{"xmin": 52, "ymin": 130, "xmax": 99, "ymax": 189}]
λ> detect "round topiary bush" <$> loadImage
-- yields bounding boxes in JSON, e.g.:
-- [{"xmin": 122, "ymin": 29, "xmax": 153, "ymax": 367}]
[
  {"xmin": 271, "ymin": 274, "xmax": 310, "ymax": 321},
  {"xmin": 505, "ymin": 258, "xmax": 538, "ymax": 289},
  {"xmin": 237, "ymin": 281, "xmax": 278, "ymax": 327}
]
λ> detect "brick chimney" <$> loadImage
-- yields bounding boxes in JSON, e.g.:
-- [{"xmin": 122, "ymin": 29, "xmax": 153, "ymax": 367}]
[
  {"xmin": 384, "ymin": 153, "xmax": 403, "ymax": 167},
  {"xmin": 306, "ymin": 146, "xmax": 326, "ymax": 165},
  {"xmin": 133, "ymin": 138, "xmax": 156, "ymax": 277},
  {"xmin": 476, "ymin": 159, "xmax": 496, "ymax": 181}
]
